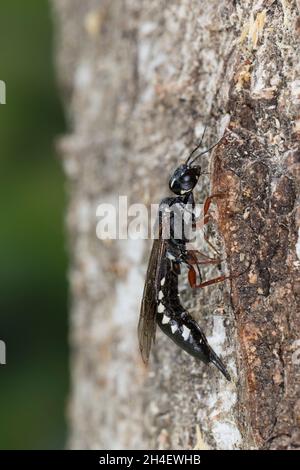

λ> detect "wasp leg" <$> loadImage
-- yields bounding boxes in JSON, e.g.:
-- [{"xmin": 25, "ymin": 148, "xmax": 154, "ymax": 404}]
[
  {"xmin": 188, "ymin": 267, "xmax": 227, "ymax": 289},
  {"xmin": 185, "ymin": 249, "xmax": 222, "ymax": 265},
  {"xmin": 203, "ymin": 192, "xmax": 226, "ymax": 218},
  {"xmin": 184, "ymin": 251, "xmax": 222, "ymax": 288},
  {"xmin": 201, "ymin": 192, "xmax": 227, "ymax": 256},
  {"xmin": 195, "ymin": 193, "xmax": 225, "ymax": 231},
  {"xmin": 188, "ymin": 260, "xmax": 251, "ymax": 289}
]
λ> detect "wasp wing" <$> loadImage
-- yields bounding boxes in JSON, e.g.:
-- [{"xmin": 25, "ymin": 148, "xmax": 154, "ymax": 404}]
[{"xmin": 138, "ymin": 237, "xmax": 166, "ymax": 363}]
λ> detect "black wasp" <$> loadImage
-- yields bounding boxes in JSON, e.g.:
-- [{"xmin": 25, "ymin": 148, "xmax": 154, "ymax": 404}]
[{"xmin": 138, "ymin": 129, "xmax": 232, "ymax": 381}]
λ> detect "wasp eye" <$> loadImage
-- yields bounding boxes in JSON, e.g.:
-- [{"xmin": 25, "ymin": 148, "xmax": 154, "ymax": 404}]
[{"xmin": 182, "ymin": 174, "xmax": 191, "ymax": 183}]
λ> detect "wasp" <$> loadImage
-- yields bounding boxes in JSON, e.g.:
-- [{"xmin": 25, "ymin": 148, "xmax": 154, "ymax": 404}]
[{"xmin": 138, "ymin": 129, "xmax": 232, "ymax": 380}]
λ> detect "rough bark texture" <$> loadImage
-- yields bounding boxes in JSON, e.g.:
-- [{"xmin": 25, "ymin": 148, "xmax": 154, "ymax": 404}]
[{"xmin": 52, "ymin": 0, "xmax": 300, "ymax": 449}]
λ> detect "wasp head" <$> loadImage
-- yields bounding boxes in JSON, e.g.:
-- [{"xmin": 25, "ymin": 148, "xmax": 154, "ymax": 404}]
[{"xmin": 169, "ymin": 164, "xmax": 201, "ymax": 196}]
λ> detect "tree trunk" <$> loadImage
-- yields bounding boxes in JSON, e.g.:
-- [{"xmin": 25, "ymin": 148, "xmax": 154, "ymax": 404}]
[{"xmin": 52, "ymin": 0, "xmax": 300, "ymax": 450}]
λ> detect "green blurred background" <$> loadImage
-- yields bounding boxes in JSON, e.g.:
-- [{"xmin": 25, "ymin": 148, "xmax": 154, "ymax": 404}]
[{"xmin": 0, "ymin": 0, "xmax": 68, "ymax": 449}]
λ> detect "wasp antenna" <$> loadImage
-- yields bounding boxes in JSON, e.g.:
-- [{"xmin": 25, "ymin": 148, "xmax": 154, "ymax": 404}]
[
  {"xmin": 189, "ymin": 131, "xmax": 226, "ymax": 166},
  {"xmin": 209, "ymin": 349, "xmax": 231, "ymax": 381},
  {"xmin": 185, "ymin": 125, "xmax": 207, "ymax": 165}
]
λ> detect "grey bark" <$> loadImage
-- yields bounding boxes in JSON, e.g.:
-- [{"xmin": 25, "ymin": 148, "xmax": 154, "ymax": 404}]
[{"xmin": 52, "ymin": 0, "xmax": 300, "ymax": 449}]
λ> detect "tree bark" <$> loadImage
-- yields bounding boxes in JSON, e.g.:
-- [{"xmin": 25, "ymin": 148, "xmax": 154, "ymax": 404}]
[{"xmin": 52, "ymin": 0, "xmax": 300, "ymax": 450}]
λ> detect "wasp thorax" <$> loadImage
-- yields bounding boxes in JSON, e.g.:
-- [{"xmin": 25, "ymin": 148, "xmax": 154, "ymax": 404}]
[{"xmin": 169, "ymin": 164, "xmax": 201, "ymax": 196}]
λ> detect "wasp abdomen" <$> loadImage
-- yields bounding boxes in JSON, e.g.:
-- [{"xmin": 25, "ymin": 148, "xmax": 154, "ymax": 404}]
[{"xmin": 156, "ymin": 300, "xmax": 231, "ymax": 381}]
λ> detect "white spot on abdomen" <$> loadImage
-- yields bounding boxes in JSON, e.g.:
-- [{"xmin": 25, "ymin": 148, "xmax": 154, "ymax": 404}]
[
  {"xmin": 158, "ymin": 290, "xmax": 164, "ymax": 300},
  {"xmin": 160, "ymin": 277, "xmax": 165, "ymax": 286},
  {"xmin": 162, "ymin": 314, "xmax": 170, "ymax": 324},
  {"xmin": 158, "ymin": 303, "xmax": 165, "ymax": 313},
  {"xmin": 171, "ymin": 324, "xmax": 178, "ymax": 334}
]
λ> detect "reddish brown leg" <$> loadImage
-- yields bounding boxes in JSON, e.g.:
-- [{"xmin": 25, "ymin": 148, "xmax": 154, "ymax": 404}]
[
  {"xmin": 187, "ymin": 258, "xmax": 221, "ymax": 288},
  {"xmin": 195, "ymin": 193, "xmax": 226, "ymax": 230},
  {"xmin": 188, "ymin": 266, "xmax": 198, "ymax": 288},
  {"xmin": 186, "ymin": 250, "xmax": 223, "ymax": 288},
  {"xmin": 203, "ymin": 192, "xmax": 226, "ymax": 216},
  {"xmin": 188, "ymin": 260, "xmax": 251, "ymax": 289},
  {"xmin": 203, "ymin": 233, "xmax": 220, "ymax": 257},
  {"xmin": 185, "ymin": 251, "xmax": 219, "ymax": 287},
  {"xmin": 196, "ymin": 259, "xmax": 221, "ymax": 265},
  {"xmin": 186, "ymin": 249, "xmax": 221, "ymax": 264},
  {"xmin": 188, "ymin": 265, "xmax": 228, "ymax": 289},
  {"xmin": 195, "ymin": 214, "xmax": 210, "ymax": 230},
  {"xmin": 195, "ymin": 194, "xmax": 224, "ymax": 230}
]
